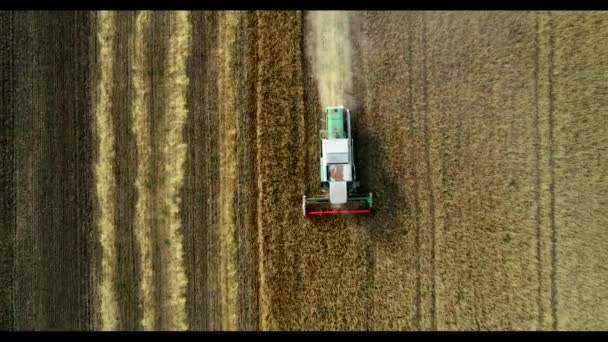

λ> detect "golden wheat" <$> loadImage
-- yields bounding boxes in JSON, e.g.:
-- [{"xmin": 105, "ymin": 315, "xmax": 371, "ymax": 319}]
[
  {"xmin": 157, "ymin": 10, "xmax": 191, "ymax": 331},
  {"xmin": 217, "ymin": 11, "xmax": 241, "ymax": 331},
  {"xmin": 131, "ymin": 10, "xmax": 155, "ymax": 331},
  {"xmin": 94, "ymin": 10, "xmax": 119, "ymax": 331}
]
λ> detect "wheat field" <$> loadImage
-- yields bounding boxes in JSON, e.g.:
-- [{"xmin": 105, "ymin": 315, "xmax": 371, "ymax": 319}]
[{"xmin": 0, "ymin": 11, "xmax": 607, "ymax": 330}]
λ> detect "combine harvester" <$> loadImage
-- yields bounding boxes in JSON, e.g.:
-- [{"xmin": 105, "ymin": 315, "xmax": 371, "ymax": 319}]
[{"xmin": 303, "ymin": 105, "xmax": 373, "ymax": 217}]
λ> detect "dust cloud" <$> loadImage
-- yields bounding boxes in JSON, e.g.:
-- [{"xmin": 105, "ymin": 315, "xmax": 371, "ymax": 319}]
[{"xmin": 306, "ymin": 11, "xmax": 354, "ymax": 110}]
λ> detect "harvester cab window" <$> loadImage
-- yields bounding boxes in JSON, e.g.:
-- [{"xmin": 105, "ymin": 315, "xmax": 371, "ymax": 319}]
[
  {"xmin": 328, "ymin": 164, "xmax": 351, "ymax": 182},
  {"xmin": 329, "ymin": 164, "xmax": 345, "ymax": 182}
]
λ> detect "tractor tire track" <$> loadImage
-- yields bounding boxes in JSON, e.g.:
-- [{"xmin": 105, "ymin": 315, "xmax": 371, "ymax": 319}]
[
  {"xmin": 535, "ymin": 12, "xmax": 555, "ymax": 330},
  {"xmin": 533, "ymin": 13, "xmax": 544, "ymax": 329},
  {"xmin": 547, "ymin": 13, "xmax": 558, "ymax": 330}
]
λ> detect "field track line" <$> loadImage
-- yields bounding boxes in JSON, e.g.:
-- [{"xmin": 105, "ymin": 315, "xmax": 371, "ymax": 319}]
[
  {"xmin": 421, "ymin": 12, "xmax": 438, "ymax": 330},
  {"xmin": 131, "ymin": 10, "xmax": 155, "ymax": 331},
  {"xmin": 254, "ymin": 11, "xmax": 271, "ymax": 330},
  {"xmin": 94, "ymin": 11, "xmax": 119, "ymax": 331},
  {"xmin": 533, "ymin": 12, "xmax": 544, "ymax": 329},
  {"xmin": 406, "ymin": 12, "xmax": 423, "ymax": 330},
  {"xmin": 547, "ymin": 12, "xmax": 557, "ymax": 331},
  {"xmin": 157, "ymin": 11, "xmax": 191, "ymax": 331},
  {"xmin": 217, "ymin": 11, "xmax": 240, "ymax": 331}
]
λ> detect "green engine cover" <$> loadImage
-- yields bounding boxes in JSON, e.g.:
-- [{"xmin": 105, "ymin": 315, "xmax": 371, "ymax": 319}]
[{"xmin": 326, "ymin": 107, "xmax": 346, "ymax": 138}]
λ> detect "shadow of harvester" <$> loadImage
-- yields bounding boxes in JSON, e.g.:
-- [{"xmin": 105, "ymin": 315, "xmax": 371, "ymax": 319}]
[{"xmin": 348, "ymin": 122, "xmax": 414, "ymax": 243}]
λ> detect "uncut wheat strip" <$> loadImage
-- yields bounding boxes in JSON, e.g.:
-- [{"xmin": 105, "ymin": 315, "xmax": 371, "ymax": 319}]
[
  {"xmin": 94, "ymin": 10, "xmax": 119, "ymax": 331},
  {"xmin": 156, "ymin": 11, "xmax": 192, "ymax": 331},
  {"xmin": 217, "ymin": 11, "xmax": 241, "ymax": 331},
  {"xmin": 131, "ymin": 10, "xmax": 156, "ymax": 331},
  {"xmin": 253, "ymin": 11, "xmax": 272, "ymax": 331}
]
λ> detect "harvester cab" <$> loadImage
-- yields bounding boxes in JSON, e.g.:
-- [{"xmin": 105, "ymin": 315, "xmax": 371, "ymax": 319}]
[{"xmin": 303, "ymin": 106, "xmax": 373, "ymax": 217}]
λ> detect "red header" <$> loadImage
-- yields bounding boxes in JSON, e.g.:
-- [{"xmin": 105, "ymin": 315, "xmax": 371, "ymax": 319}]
[{"xmin": 306, "ymin": 209, "xmax": 371, "ymax": 216}]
